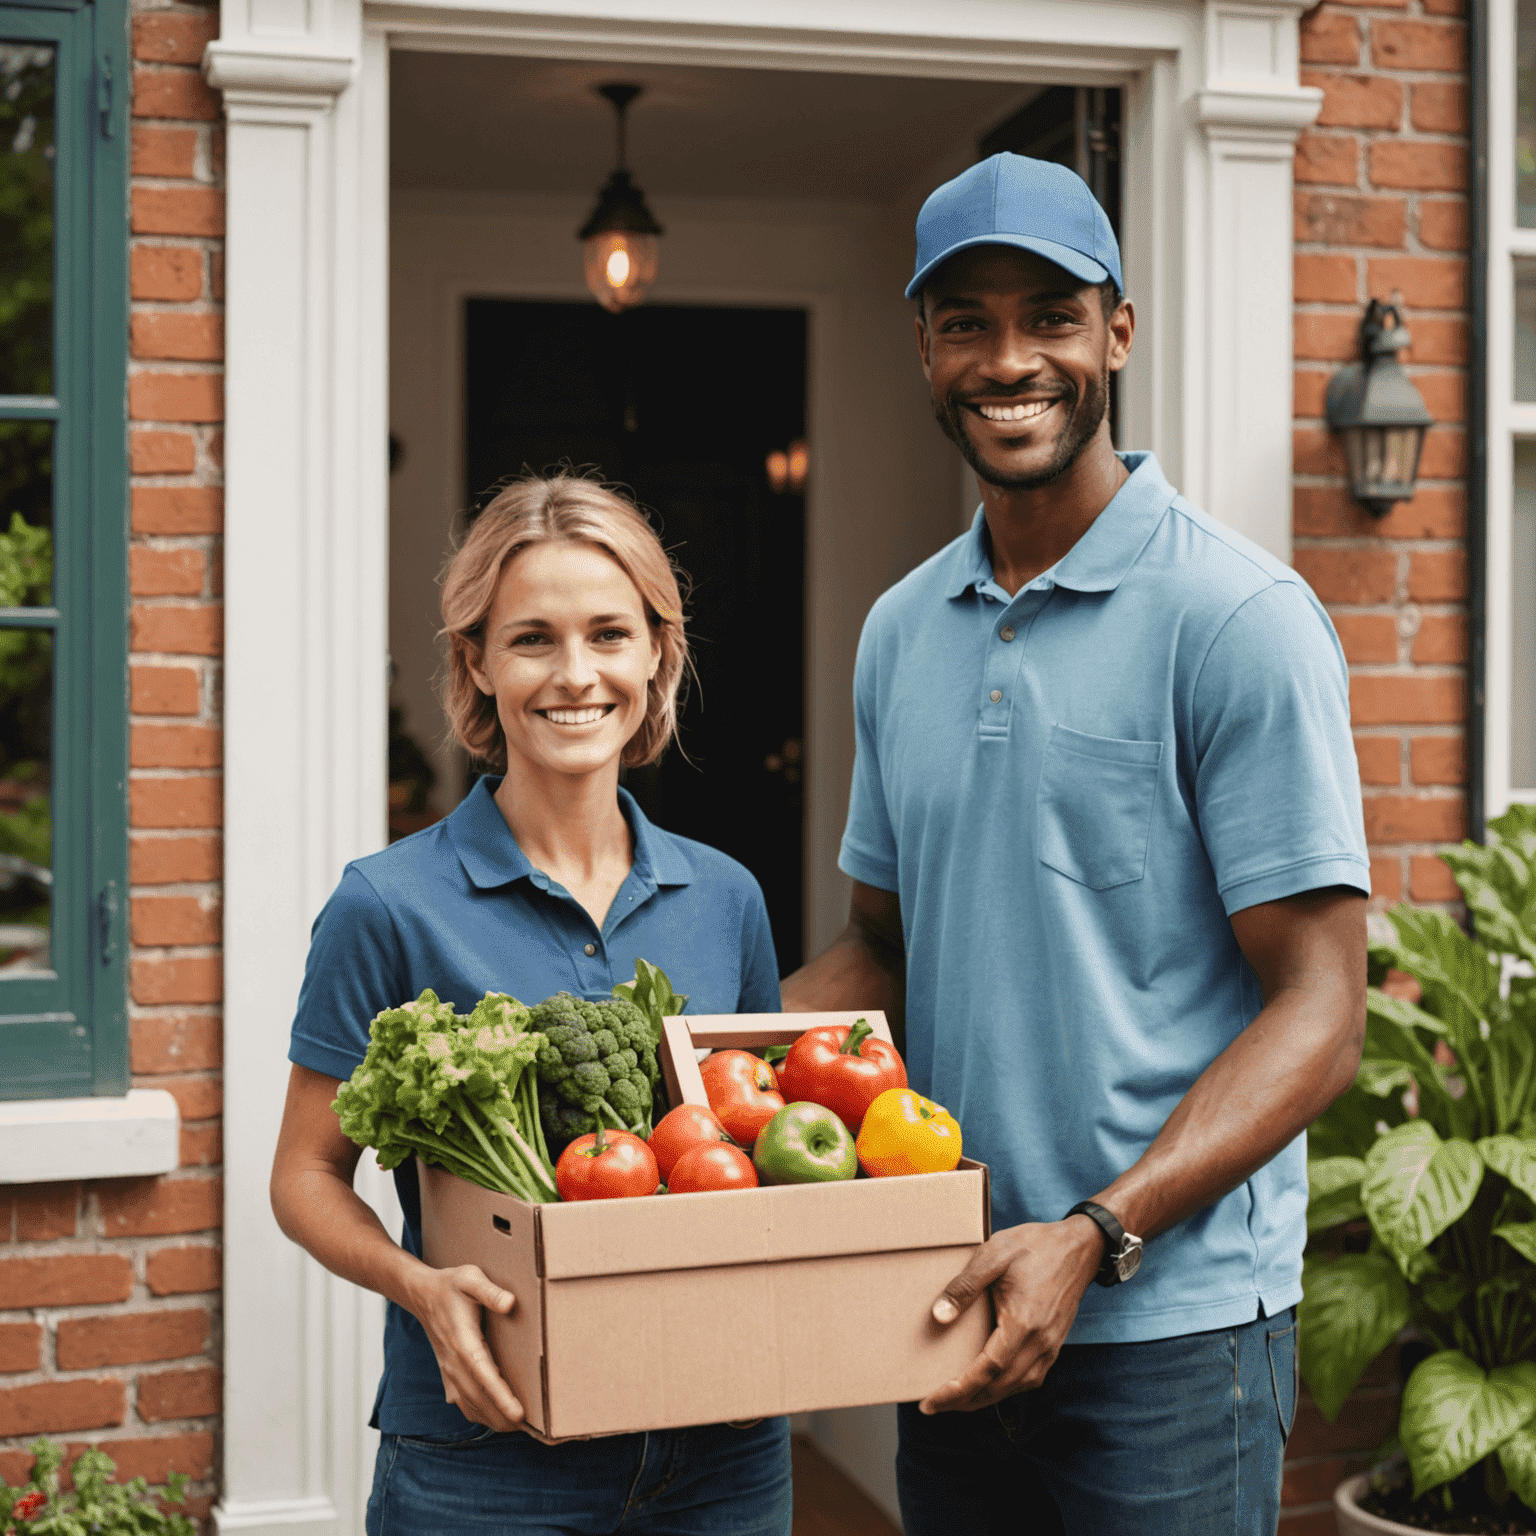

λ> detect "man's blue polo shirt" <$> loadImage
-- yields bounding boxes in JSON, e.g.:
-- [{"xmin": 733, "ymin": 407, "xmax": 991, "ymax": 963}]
[
  {"xmin": 288, "ymin": 776, "xmax": 781, "ymax": 1433},
  {"xmin": 839, "ymin": 452, "xmax": 1369, "ymax": 1343}
]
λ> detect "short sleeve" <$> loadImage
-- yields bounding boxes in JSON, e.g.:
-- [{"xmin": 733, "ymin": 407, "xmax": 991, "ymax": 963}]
[
  {"xmin": 737, "ymin": 885, "xmax": 783, "ymax": 1013},
  {"xmin": 838, "ymin": 615, "xmax": 900, "ymax": 892},
  {"xmin": 1193, "ymin": 581, "xmax": 1371, "ymax": 915},
  {"xmin": 288, "ymin": 866, "xmax": 410, "ymax": 1082}
]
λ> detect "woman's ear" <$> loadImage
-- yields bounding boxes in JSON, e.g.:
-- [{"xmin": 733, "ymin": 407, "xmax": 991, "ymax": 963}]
[
  {"xmin": 648, "ymin": 634, "xmax": 662, "ymax": 681},
  {"xmin": 465, "ymin": 644, "xmax": 495, "ymax": 697}
]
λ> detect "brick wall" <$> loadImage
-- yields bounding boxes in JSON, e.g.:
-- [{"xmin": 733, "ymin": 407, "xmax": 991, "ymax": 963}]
[
  {"xmin": 1283, "ymin": 0, "xmax": 1470, "ymax": 1527},
  {"xmin": 0, "ymin": 0, "xmax": 224, "ymax": 1522}
]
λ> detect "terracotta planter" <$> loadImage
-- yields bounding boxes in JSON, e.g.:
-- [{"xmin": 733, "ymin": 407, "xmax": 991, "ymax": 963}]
[{"xmin": 1334, "ymin": 1472, "xmax": 1419, "ymax": 1535}]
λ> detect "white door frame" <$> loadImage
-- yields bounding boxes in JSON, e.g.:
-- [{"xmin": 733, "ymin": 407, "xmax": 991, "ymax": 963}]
[{"xmin": 204, "ymin": 4, "xmax": 1318, "ymax": 1530}]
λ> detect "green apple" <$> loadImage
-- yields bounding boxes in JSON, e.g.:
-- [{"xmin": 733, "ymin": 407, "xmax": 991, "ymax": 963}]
[{"xmin": 753, "ymin": 1101, "xmax": 858, "ymax": 1185}]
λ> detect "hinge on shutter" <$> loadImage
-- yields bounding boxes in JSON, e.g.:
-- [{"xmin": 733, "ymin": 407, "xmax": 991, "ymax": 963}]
[
  {"xmin": 97, "ymin": 54, "xmax": 114, "ymax": 139},
  {"xmin": 97, "ymin": 880, "xmax": 119, "ymax": 967}
]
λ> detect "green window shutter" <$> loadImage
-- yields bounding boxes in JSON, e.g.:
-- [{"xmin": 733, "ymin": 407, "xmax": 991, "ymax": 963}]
[{"xmin": 0, "ymin": 0, "xmax": 129, "ymax": 1098}]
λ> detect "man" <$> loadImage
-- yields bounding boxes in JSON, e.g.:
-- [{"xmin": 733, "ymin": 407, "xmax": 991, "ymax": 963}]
[{"xmin": 781, "ymin": 153, "xmax": 1369, "ymax": 1533}]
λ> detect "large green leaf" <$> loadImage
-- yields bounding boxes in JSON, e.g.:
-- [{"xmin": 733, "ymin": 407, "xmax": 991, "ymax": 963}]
[
  {"xmin": 1402, "ymin": 1352, "xmax": 1536, "ymax": 1495},
  {"xmin": 1310, "ymin": 1084, "xmax": 1403, "ymax": 1160},
  {"xmin": 1479, "ymin": 1136, "xmax": 1536, "ymax": 1205},
  {"xmin": 1307, "ymin": 1156, "xmax": 1367, "ymax": 1232},
  {"xmin": 1498, "ymin": 1422, "xmax": 1536, "ymax": 1513},
  {"xmin": 1356, "ymin": 1058, "xmax": 1414, "ymax": 1098},
  {"xmin": 1442, "ymin": 821, "xmax": 1536, "ymax": 967},
  {"xmin": 1495, "ymin": 1222, "xmax": 1536, "ymax": 1264},
  {"xmin": 1299, "ymin": 1251, "xmax": 1412, "ymax": 1421},
  {"xmin": 1362, "ymin": 1120, "xmax": 1484, "ymax": 1271}
]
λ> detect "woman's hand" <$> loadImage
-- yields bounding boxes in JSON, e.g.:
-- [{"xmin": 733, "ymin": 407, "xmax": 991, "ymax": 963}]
[{"xmin": 405, "ymin": 1263, "xmax": 525, "ymax": 1431}]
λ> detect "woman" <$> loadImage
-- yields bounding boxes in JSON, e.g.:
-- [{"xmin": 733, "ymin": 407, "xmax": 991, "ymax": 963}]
[{"xmin": 271, "ymin": 474, "xmax": 791, "ymax": 1536}]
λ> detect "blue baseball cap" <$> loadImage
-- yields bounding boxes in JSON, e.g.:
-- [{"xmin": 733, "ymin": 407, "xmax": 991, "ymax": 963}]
[{"xmin": 906, "ymin": 153, "xmax": 1122, "ymax": 300}]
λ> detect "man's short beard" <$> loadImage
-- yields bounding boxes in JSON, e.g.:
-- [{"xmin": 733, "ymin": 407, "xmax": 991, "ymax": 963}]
[{"xmin": 935, "ymin": 369, "xmax": 1110, "ymax": 492}]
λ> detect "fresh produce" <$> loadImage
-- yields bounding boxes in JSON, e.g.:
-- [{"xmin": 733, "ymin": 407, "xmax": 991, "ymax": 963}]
[
  {"xmin": 528, "ymin": 992, "xmax": 662, "ymax": 1153},
  {"xmin": 669, "ymin": 1141, "xmax": 758, "ymax": 1193},
  {"xmin": 699, "ymin": 1049, "xmax": 785, "ymax": 1144},
  {"xmin": 776, "ymin": 1017, "xmax": 907, "ymax": 1133},
  {"xmin": 334, "ymin": 989, "xmax": 560, "ymax": 1203},
  {"xmin": 612, "ymin": 957, "xmax": 689, "ymax": 1036},
  {"xmin": 649, "ymin": 1103, "xmax": 730, "ymax": 1182},
  {"xmin": 555, "ymin": 1125, "xmax": 660, "ymax": 1201},
  {"xmin": 856, "ymin": 1088, "xmax": 963, "ymax": 1177},
  {"xmin": 753, "ymin": 1101, "xmax": 858, "ymax": 1185}
]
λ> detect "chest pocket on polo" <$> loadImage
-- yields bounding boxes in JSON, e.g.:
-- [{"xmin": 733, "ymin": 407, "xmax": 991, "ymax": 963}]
[{"xmin": 1037, "ymin": 724, "xmax": 1164, "ymax": 891}]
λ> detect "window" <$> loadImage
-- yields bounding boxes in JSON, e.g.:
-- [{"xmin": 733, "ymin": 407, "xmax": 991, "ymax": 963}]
[{"xmin": 0, "ymin": 0, "xmax": 128, "ymax": 1098}]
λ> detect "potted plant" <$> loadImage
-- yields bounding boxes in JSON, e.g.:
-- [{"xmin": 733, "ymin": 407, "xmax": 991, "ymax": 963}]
[
  {"xmin": 1302, "ymin": 803, "xmax": 1536, "ymax": 1533},
  {"xmin": 0, "ymin": 1437, "xmax": 197, "ymax": 1533}
]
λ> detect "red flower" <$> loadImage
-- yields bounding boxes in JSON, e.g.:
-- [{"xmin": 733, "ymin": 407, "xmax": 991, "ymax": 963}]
[{"xmin": 12, "ymin": 1491, "xmax": 45, "ymax": 1521}]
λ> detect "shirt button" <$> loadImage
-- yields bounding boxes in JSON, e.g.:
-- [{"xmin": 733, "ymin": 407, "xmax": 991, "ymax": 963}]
[
  {"xmin": 990, "ymin": 689, "xmax": 1002, "ymax": 703},
  {"xmin": 583, "ymin": 943, "xmax": 596, "ymax": 956},
  {"xmin": 1000, "ymin": 626, "xmax": 1015, "ymax": 642}
]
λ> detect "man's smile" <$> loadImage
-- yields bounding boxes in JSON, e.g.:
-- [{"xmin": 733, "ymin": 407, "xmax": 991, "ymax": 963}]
[{"xmin": 971, "ymin": 398, "xmax": 1058, "ymax": 424}]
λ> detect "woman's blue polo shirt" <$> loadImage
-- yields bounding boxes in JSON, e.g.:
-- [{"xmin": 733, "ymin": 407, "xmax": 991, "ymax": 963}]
[
  {"xmin": 840, "ymin": 452, "xmax": 1370, "ymax": 1345},
  {"xmin": 287, "ymin": 776, "xmax": 781, "ymax": 1435}
]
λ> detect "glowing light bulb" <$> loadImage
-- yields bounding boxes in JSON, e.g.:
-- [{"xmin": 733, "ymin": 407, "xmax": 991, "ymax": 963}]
[
  {"xmin": 606, "ymin": 247, "xmax": 631, "ymax": 288},
  {"xmin": 765, "ymin": 451, "xmax": 789, "ymax": 493},
  {"xmin": 786, "ymin": 439, "xmax": 809, "ymax": 492}
]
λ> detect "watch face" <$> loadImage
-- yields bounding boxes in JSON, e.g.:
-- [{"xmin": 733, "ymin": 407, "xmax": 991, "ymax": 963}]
[{"xmin": 1114, "ymin": 1242, "xmax": 1143, "ymax": 1283}]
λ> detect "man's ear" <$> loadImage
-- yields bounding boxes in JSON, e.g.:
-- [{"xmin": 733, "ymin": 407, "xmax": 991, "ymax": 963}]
[
  {"xmin": 914, "ymin": 307, "xmax": 933, "ymax": 381},
  {"xmin": 1107, "ymin": 298, "xmax": 1135, "ymax": 374}
]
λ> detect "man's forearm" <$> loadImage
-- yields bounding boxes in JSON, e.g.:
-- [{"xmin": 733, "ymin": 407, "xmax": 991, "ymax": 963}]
[{"xmin": 781, "ymin": 883, "xmax": 907, "ymax": 1045}]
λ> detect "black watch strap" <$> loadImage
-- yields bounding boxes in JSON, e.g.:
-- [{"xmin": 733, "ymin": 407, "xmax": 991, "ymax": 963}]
[{"xmin": 1066, "ymin": 1200, "xmax": 1141, "ymax": 1287}]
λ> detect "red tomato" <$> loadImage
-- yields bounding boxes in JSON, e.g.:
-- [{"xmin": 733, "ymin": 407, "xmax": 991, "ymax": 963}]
[
  {"xmin": 648, "ymin": 1103, "xmax": 730, "ymax": 1181},
  {"xmin": 669, "ymin": 1142, "xmax": 759, "ymax": 1193},
  {"xmin": 776, "ymin": 1018, "xmax": 907, "ymax": 1133},
  {"xmin": 555, "ymin": 1127, "xmax": 659, "ymax": 1201},
  {"xmin": 698, "ymin": 1049, "xmax": 785, "ymax": 1144}
]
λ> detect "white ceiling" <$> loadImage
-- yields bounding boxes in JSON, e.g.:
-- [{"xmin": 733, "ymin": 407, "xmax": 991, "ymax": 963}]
[{"xmin": 389, "ymin": 54, "xmax": 1039, "ymax": 202}]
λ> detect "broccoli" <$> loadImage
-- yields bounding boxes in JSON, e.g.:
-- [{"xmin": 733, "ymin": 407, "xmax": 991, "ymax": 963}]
[{"xmin": 527, "ymin": 992, "xmax": 662, "ymax": 1153}]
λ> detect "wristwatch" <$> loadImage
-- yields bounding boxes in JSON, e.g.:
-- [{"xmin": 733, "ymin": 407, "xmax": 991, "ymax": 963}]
[{"xmin": 1066, "ymin": 1200, "xmax": 1144, "ymax": 1286}]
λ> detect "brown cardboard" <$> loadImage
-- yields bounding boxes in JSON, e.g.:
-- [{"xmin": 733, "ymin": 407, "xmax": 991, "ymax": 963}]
[{"xmin": 417, "ymin": 1010, "xmax": 993, "ymax": 1442}]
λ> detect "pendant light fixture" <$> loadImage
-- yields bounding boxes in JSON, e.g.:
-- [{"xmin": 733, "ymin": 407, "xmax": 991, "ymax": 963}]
[{"xmin": 579, "ymin": 83, "xmax": 663, "ymax": 313}]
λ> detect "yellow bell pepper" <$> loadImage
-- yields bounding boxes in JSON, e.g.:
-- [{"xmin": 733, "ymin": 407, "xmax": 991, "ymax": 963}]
[{"xmin": 856, "ymin": 1088, "xmax": 962, "ymax": 1177}]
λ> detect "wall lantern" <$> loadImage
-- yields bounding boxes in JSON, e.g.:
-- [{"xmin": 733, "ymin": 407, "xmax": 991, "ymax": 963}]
[
  {"xmin": 765, "ymin": 439, "xmax": 809, "ymax": 494},
  {"xmin": 1325, "ymin": 298, "xmax": 1434, "ymax": 518},
  {"xmin": 579, "ymin": 83, "xmax": 663, "ymax": 314}
]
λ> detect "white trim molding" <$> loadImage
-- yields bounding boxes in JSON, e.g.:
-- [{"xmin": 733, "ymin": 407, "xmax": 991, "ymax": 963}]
[{"xmin": 0, "ymin": 1089, "xmax": 178, "ymax": 1183}]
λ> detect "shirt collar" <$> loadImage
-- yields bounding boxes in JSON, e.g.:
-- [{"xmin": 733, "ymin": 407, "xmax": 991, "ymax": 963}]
[
  {"xmin": 942, "ymin": 451, "xmax": 1176, "ymax": 600},
  {"xmin": 446, "ymin": 776, "xmax": 694, "ymax": 890}
]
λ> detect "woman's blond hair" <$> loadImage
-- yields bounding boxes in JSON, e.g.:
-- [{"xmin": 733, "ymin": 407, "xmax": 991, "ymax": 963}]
[{"xmin": 439, "ymin": 473, "xmax": 688, "ymax": 770}]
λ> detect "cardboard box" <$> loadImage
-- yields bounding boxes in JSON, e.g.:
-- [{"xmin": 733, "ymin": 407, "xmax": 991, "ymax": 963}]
[{"xmin": 417, "ymin": 1010, "xmax": 992, "ymax": 1442}]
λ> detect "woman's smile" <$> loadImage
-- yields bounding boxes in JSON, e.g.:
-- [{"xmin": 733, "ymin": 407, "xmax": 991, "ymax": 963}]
[{"xmin": 537, "ymin": 704, "xmax": 617, "ymax": 727}]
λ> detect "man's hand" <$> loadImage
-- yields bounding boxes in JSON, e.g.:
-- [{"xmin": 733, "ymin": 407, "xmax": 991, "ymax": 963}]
[
  {"xmin": 405, "ymin": 1262, "xmax": 525, "ymax": 1432},
  {"xmin": 919, "ymin": 1215, "xmax": 1103, "ymax": 1413}
]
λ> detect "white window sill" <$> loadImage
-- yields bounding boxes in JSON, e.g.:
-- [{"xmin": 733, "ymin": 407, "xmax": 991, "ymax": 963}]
[{"xmin": 0, "ymin": 1089, "xmax": 181, "ymax": 1183}]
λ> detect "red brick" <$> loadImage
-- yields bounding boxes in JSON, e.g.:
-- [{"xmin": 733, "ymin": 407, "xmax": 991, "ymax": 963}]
[
  {"xmin": 211, "ymin": 249, "xmax": 224, "ymax": 302},
  {"xmin": 132, "ymin": 486, "xmax": 222, "ymax": 534},
  {"xmin": 72, "ymin": 1432, "xmax": 215, "ymax": 1484},
  {"xmin": 1364, "ymin": 794, "xmax": 1466, "ymax": 843},
  {"xmin": 1289, "ymin": 1391, "xmax": 1401, "ymax": 1458},
  {"xmin": 1294, "ymin": 426, "xmax": 1348, "ymax": 476},
  {"xmin": 132, "ymin": 186, "xmax": 224, "ymax": 237},
  {"xmin": 0, "ymin": 1321, "xmax": 41, "ymax": 1373},
  {"xmin": 129, "ymin": 777, "xmax": 222, "ymax": 830},
  {"xmin": 131, "ymin": 664, "xmax": 201, "ymax": 716},
  {"xmin": 132, "ymin": 124, "xmax": 196, "ymax": 179},
  {"xmin": 1412, "ymin": 854, "xmax": 1462, "ymax": 900},
  {"xmin": 130, "ymin": 956, "xmax": 223, "ymax": 1006},
  {"xmin": 146, "ymin": 1245, "xmax": 221, "ymax": 1297},
  {"xmin": 1284, "ymin": 1454, "xmax": 1373, "ymax": 1506},
  {"xmin": 131, "ymin": 430, "xmax": 197, "ymax": 475},
  {"xmin": 1295, "ymin": 133, "xmax": 1358, "ymax": 186},
  {"xmin": 132, "ymin": 1015, "xmax": 222, "ymax": 1076},
  {"xmin": 1369, "ymin": 141, "xmax": 1468, "ymax": 193},
  {"xmin": 1409, "ymin": 550, "xmax": 1468, "ymax": 601},
  {"xmin": 131, "ymin": 724, "xmax": 222, "ymax": 770},
  {"xmin": 1419, "ymin": 200, "xmax": 1469, "ymax": 252},
  {"xmin": 1415, "ymin": 372, "xmax": 1466, "ymax": 424},
  {"xmin": 1295, "ymin": 311, "xmax": 1364, "ymax": 362},
  {"xmin": 1333, "ymin": 615, "xmax": 1398, "ymax": 664},
  {"xmin": 131, "ymin": 313, "xmax": 223, "ymax": 363},
  {"xmin": 1295, "ymin": 254, "xmax": 1357, "ymax": 304},
  {"xmin": 133, "ymin": 12, "xmax": 219, "ymax": 64},
  {"xmin": 133, "ymin": 68, "xmax": 221, "ymax": 123},
  {"xmin": 1370, "ymin": 853, "xmax": 1403, "ymax": 901},
  {"xmin": 1366, "ymin": 257, "xmax": 1466, "ymax": 311},
  {"xmin": 131, "ymin": 548, "xmax": 205, "ymax": 599},
  {"xmin": 137, "ymin": 1365, "xmax": 220, "ymax": 1423},
  {"xmin": 208, "ymin": 428, "xmax": 224, "ymax": 468},
  {"xmin": 1294, "ymin": 369, "xmax": 1331, "ymax": 417},
  {"xmin": 0, "ymin": 1254, "xmax": 133, "ymax": 1308},
  {"xmin": 12, "ymin": 1182, "xmax": 80, "ymax": 1241},
  {"xmin": 1301, "ymin": 8, "xmax": 1361, "ymax": 63},
  {"xmin": 1351, "ymin": 673, "xmax": 1464, "ymax": 724},
  {"xmin": 1413, "ymin": 614, "xmax": 1467, "ymax": 663},
  {"xmin": 1302, "ymin": 71, "xmax": 1402, "ymax": 130},
  {"xmin": 156, "ymin": 1077, "xmax": 222, "ymax": 1123},
  {"xmin": 129, "ymin": 372, "xmax": 223, "ymax": 424},
  {"xmin": 1411, "ymin": 734, "xmax": 1465, "ymax": 784},
  {"xmin": 131, "ymin": 604, "xmax": 223, "ymax": 656},
  {"xmin": 56, "ymin": 1309, "xmax": 211, "ymax": 1370},
  {"xmin": 0, "ymin": 1450, "xmax": 32, "ymax": 1484},
  {"xmin": 1411, "ymin": 82, "xmax": 1468, "ymax": 134},
  {"xmin": 1421, "ymin": 0, "xmax": 1464, "ymax": 13},
  {"xmin": 1292, "ymin": 548, "xmax": 1397, "ymax": 604},
  {"xmin": 1372, "ymin": 18, "xmax": 1467, "ymax": 71},
  {"xmin": 132, "ymin": 894, "xmax": 222, "ymax": 946},
  {"xmin": 98, "ymin": 1177, "xmax": 221, "ymax": 1239},
  {"xmin": 1278, "ymin": 1512, "xmax": 1347, "ymax": 1536},
  {"xmin": 131, "ymin": 245, "xmax": 203, "ymax": 302},
  {"xmin": 180, "ymin": 1122, "xmax": 222, "ymax": 1166},
  {"xmin": 1355, "ymin": 735, "xmax": 1401, "ymax": 784},
  {"xmin": 1406, "ymin": 317, "xmax": 1468, "ymax": 365},
  {"xmin": 1418, "ymin": 429, "xmax": 1467, "ymax": 478},
  {"xmin": 1296, "ymin": 191, "xmax": 1407, "ymax": 249},
  {"xmin": 1293, "ymin": 485, "xmax": 1464, "ymax": 539},
  {"xmin": 130, "ymin": 833, "xmax": 222, "ymax": 884},
  {"xmin": 0, "ymin": 1380, "xmax": 126, "ymax": 1437}
]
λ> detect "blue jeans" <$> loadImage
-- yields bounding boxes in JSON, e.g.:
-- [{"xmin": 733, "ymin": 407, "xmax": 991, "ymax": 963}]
[
  {"xmin": 896, "ymin": 1308, "xmax": 1297, "ymax": 1536},
  {"xmin": 366, "ymin": 1416, "xmax": 792, "ymax": 1536}
]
